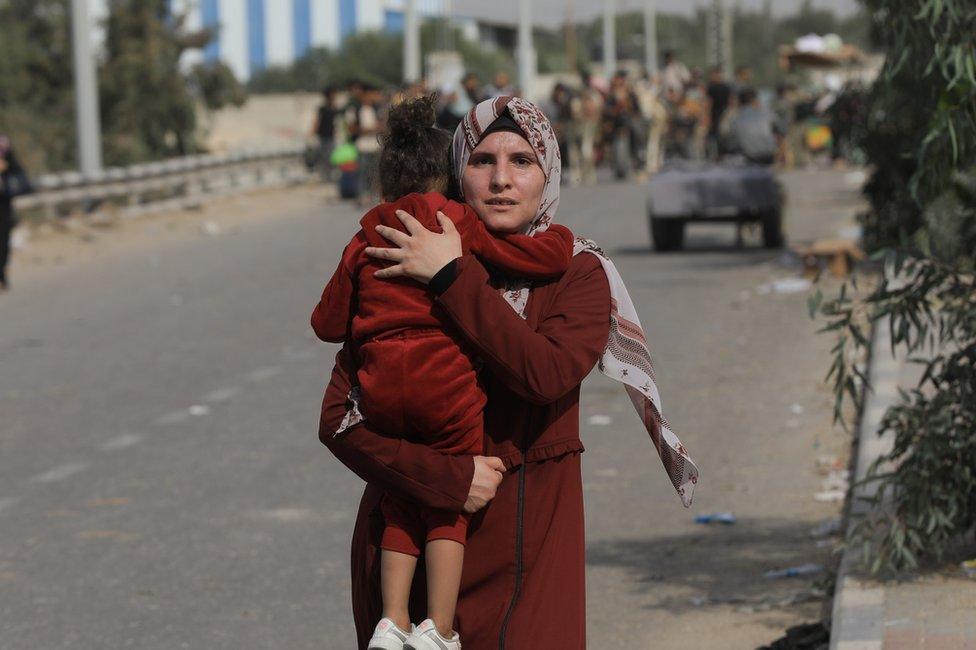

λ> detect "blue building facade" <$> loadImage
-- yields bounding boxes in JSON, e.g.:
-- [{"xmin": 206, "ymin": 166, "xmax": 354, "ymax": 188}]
[{"xmin": 158, "ymin": 0, "xmax": 445, "ymax": 80}]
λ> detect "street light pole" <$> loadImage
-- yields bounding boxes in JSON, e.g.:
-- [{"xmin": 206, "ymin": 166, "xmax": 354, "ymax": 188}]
[
  {"xmin": 603, "ymin": 0, "xmax": 616, "ymax": 77},
  {"xmin": 564, "ymin": 0, "xmax": 577, "ymax": 74},
  {"xmin": 643, "ymin": 0, "xmax": 657, "ymax": 74},
  {"xmin": 403, "ymin": 0, "xmax": 420, "ymax": 83},
  {"xmin": 71, "ymin": 0, "xmax": 103, "ymax": 177},
  {"xmin": 708, "ymin": 0, "xmax": 734, "ymax": 79},
  {"xmin": 721, "ymin": 0, "xmax": 734, "ymax": 80},
  {"xmin": 517, "ymin": 0, "xmax": 533, "ymax": 98}
]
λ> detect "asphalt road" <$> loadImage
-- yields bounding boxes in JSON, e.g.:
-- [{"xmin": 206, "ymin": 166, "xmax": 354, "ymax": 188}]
[{"xmin": 0, "ymin": 169, "xmax": 863, "ymax": 649}]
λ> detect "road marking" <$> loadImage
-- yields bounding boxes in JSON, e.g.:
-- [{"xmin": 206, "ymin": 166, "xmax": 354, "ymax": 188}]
[
  {"xmin": 154, "ymin": 409, "xmax": 192, "ymax": 426},
  {"xmin": 31, "ymin": 462, "xmax": 89, "ymax": 483},
  {"xmin": 77, "ymin": 530, "xmax": 138, "ymax": 542},
  {"xmin": 187, "ymin": 404, "xmax": 211, "ymax": 417},
  {"xmin": 255, "ymin": 508, "xmax": 316, "ymax": 522},
  {"xmin": 247, "ymin": 508, "xmax": 352, "ymax": 524},
  {"xmin": 0, "ymin": 497, "xmax": 18, "ymax": 514},
  {"xmin": 246, "ymin": 366, "xmax": 281, "ymax": 382},
  {"xmin": 155, "ymin": 403, "xmax": 213, "ymax": 425},
  {"xmin": 282, "ymin": 347, "xmax": 317, "ymax": 361},
  {"xmin": 99, "ymin": 433, "xmax": 143, "ymax": 451},
  {"xmin": 203, "ymin": 386, "xmax": 240, "ymax": 403},
  {"xmin": 88, "ymin": 498, "xmax": 129, "ymax": 507}
]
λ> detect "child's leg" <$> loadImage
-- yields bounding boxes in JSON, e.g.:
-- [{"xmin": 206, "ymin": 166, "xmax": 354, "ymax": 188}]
[
  {"xmin": 424, "ymin": 539, "xmax": 465, "ymax": 639},
  {"xmin": 379, "ymin": 493, "xmax": 425, "ymax": 632},
  {"xmin": 380, "ymin": 549, "xmax": 417, "ymax": 632}
]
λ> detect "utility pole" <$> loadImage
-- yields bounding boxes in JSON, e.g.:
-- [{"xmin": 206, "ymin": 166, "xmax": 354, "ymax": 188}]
[
  {"xmin": 403, "ymin": 0, "xmax": 420, "ymax": 83},
  {"xmin": 442, "ymin": 0, "xmax": 454, "ymax": 52},
  {"xmin": 603, "ymin": 0, "xmax": 616, "ymax": 77},
  {"xmin": 564, "ymin": 0, "xmax": 577, "ymax": 75},
  {"xmin": 643, "ymin": 0, "xmax": 657, "ymax": 74},
  {"xmin": 706, "ymin": 0, "xmax": 733, "ymax": 79},
  {"xmin": 71, "ymin": 0, "xmax": 103, "ymax": 177},
  {"xmin": 721, "ymin": 0, "xmax": 733, "ymax": 80},
  {"xmin": 517, "ymin": 0, "xmax": 534, "ymax": 97}
]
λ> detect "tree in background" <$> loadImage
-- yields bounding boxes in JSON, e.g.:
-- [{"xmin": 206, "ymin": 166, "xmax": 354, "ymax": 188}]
[
  {"xmin": 0, "ymin": 0, "xmax": 244, "ymax": 173},
  {"xmin": 736, "ymin": 0, "xmax": 870, "ymax": 88},
  {"xmin": 0, "ymin": 0, "xmax": 77, "ymax": 173},
  {"xmin": 570, "ymin": 3, "xmax": 869, "ymax": 85},
  {"xmin": 575, "ymin": 11, "xmax": 708, "ymax": 74},
  {"xmin": 189, "ymin": 61, "xmax": 248, "ymax": 112},
  {"xmin": 99, "ymin": 0, "xmax": 245, "ymax": 166},
  {"xmin": 815, "ymin": 0, "xmax": 975, "ymax": 573}
]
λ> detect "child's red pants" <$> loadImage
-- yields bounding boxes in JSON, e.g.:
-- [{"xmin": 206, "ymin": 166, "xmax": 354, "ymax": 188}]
[{"xmin": 357, "ymin": 329, "xmax": 485, "ymax": 556}]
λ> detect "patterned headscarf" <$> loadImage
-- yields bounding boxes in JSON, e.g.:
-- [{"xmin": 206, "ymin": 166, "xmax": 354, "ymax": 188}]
[
  {"xmin": 453, "ymin": 96, "xmax": 699, "ymax": 507},
  {"xmin": 337, "ymin": 97, "xmax": 699, "ymax": 508}
]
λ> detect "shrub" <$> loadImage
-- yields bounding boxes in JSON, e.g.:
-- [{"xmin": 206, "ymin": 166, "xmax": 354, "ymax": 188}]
[{"xmin": 815, "ymin": 0, "xmax": 976, "ymax": 573}]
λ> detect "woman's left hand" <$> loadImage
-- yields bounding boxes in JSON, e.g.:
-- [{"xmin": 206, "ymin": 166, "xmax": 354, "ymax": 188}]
[{"xmin": 365, "ymin": 210, "xmax": 462, "ymax": 284}]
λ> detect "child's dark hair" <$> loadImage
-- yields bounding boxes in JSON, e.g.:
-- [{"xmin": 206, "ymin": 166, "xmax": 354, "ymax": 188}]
[{"xmin": 378, "ymin": 94, "xmax": 453, "ymax": 201}]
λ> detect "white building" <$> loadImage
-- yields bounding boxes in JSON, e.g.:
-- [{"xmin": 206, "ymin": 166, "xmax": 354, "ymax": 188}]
[{"xmin": 88, "ymin": 0, "xmax": 446, "ymax": 81}]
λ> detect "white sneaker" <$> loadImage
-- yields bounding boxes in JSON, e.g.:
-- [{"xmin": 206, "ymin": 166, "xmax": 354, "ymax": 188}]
[
  {"xmin": 404, "ymin": 619, "xmax": 461, "ymax": 650},
  {"xmin": 368, "ymin": 617, "xmax": 413, "ymax": 650}
]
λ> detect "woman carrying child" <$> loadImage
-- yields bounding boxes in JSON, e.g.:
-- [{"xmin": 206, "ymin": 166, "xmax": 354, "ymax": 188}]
[{"xmin": 314, "ymin": 95, "xmax": 698, "ymax": 649}]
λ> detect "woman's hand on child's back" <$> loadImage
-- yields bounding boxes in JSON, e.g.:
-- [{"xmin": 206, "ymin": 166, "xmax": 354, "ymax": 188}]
[
  {"xmin": 366, "ymin": 210, "xmax": 462, "ymax": 284},
  {"xmin": 464, "ymin": 456, "xmax": 506, "ymax": 514}
]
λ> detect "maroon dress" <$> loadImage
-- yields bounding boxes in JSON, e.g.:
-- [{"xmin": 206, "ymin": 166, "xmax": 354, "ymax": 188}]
[{"xmin": 319, "ymin": 252, "xmax": 611, "ymax": 649}]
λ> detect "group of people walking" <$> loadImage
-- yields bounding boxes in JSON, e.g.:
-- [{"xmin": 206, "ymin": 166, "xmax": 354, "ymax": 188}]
[
  {"xmin": 544, "ymin": 53, "xmax": 793, "ymax": 183},
  {"xmin": 311, "ymin": 52, "xmax": 851, "ymax": 201},
  {"xmin": 311, "ymin": 72, "xmax": 526, "ymax": 201}
]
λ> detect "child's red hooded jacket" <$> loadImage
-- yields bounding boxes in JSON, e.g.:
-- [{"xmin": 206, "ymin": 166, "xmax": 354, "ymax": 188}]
[{"xmin": 311, "ymin": 191, "xmax": 573, "ymax": 345}]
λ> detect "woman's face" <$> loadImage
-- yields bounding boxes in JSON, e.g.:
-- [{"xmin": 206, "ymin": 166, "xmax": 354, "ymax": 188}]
[{"xmin": 461, "ymin": 131, "xmax": 546, "ymax": 234}]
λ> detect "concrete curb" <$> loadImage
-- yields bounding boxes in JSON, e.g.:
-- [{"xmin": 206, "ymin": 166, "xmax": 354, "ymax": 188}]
[{"xmin": 829, "ymin": 321, "xmax": 904, "ymax": 650}]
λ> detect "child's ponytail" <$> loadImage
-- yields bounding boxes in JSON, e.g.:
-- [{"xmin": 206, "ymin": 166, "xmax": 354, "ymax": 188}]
[{"xmin": 378, "ymin": 94, "xmax": 454, "ymax": 201}]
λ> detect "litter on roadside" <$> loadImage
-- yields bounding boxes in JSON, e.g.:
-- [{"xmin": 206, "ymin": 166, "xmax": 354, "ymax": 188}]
[
  {"xmin": 587, "ymin": 414, "xmax": 613, "ymax": 426},
  {"xmin": 962, "ymin": 559, "xmax": 976, "ymax": 578},
  {"xmin": 200, "ymin": 220, "xmax": 221, "ymax": 236},
  {"xmin": 822, "ymin": 469, "xmax": 850, "ymax": 492},
  {"xmin": 694, "ymin": 512, "xmax": 737, "ymax": 525},
  {"xmin": 814, "ymin": 490, "xmax": 846, "ymax": 502},
  {"xmin": 845, "ymin": 170, "xmax": 867, "ymax": 187},
  {"xmin": 790, "ymin": 402, "xmax": 805, "ymax": 415},
  {"xmin": 794, "ymin": 239, "xmax": 866, "ymax": 278},
  {"xmin": 763, "ymin": 563, "xmax": 824, "ymax": 579},
  {"xmin": 11, "ymin": 230, "xmax": 30, "ymax": 251},
  {"xmin": 756, "ymin": 277, "xmax": 813, "ymax": 295},
  {"xmin": 816, "ymin": 455, "xmax": 845, "ymax": 474},
  {"xmin": 809, "ymin": 518, "xmax": 841, "ymax": 538}
]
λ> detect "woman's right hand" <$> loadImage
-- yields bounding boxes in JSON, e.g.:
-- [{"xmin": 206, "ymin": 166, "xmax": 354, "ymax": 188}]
[{"xmin": 464, "ymin": 456, "xmax": 506, "ymax": 513}]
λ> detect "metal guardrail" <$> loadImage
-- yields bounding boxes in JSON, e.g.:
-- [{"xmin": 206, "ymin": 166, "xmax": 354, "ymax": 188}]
[{"xmin": 14, "ymin": 146, "xmax": 311, "ymax": 220}]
